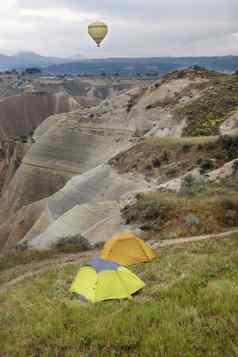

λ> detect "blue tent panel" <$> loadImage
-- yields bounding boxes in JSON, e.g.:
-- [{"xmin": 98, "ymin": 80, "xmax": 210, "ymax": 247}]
[{"xmin": 85, "ymin": 257, "xmax": 120, "ymax": 272}]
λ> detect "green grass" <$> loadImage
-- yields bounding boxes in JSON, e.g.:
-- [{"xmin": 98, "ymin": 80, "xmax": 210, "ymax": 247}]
[
  {"xmin": 144, "ymin": 135, "xmax": 217, "ymax": 146},
  {"xmin": 0, "ymin": 250, "xmax": 64, "ymax": 286},
  {"xmin": 1, "ymin": 234, "xmax": 238, "ymax": 356},
  {"xmin": 0, "ymin": 251, "xmax": 59, "ymax": 274}
]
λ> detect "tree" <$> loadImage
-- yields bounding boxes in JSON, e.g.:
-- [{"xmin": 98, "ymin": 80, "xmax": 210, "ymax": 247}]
[{"xmin": 24, "ymin": 67, "xmax": 42, "ymax": 75}]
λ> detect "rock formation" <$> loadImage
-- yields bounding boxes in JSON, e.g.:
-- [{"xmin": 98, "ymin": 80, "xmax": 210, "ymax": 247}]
[{"xmin": 0, "ymin": 68, "xmax": 238, "ymax": 252}]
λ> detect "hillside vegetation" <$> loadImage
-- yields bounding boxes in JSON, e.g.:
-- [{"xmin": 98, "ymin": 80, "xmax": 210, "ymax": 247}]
[
  {"xmin": 123, "ymin": 183, "xmax": 238, "ymax": 240},
  {"xmin": 0, "ymin": 69, "xmax": 238, "ymax": 253},
  {"xmin": 179, "ymin": 75, "xmax": 238, "ymax": 136},
  {"xmin": 111, "ymin": 135, "xmax": 238, "ymax": 180}
]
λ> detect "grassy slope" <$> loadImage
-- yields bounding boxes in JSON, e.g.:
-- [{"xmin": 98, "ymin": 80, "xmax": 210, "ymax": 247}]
[
  {"xmin": 1, "ymin": 234, "xmax": 238, "ymax": 356},
  {"xmin": 116, "ymin": 135, "xmax": 238, "ymax": 240},
  {"xmin": 122, "ymin": 186, "xmax": 238, "ymax": 240},
  {"xmin": 110, "ymin": 135, "xmax": 238, "ymax": 182},
  {"xmin": 1, "ymin": 72, "xmax": 238, "ymax": 356},
  {"xmin": 177, "ymin": 75, "xmax": 238, "ymax": 136}
]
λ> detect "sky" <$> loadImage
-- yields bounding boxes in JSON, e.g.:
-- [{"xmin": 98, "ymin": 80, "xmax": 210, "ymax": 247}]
[{"xmin": 0, "ymin": 0, "xmax": 237, "ymax": 58}]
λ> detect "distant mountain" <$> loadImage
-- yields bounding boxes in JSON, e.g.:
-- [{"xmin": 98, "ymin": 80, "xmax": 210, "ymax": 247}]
[
  {"xmin": 43, "ymin": 56, "xmax": 238, "ymax": 76},
  {"xmin": 0, "ymin": 51, "xmax": 83, "ymax": 71},
  {"xmin": 14, "ymin": 51, "xmax": 70, "ymax": 67},
  {"xmin": 0, "ymin": 52, "xmax": 237, "ymax": 75},
  {"xmin": 70, "ymin": 54, "xmax": 87, "ymax": 61}
]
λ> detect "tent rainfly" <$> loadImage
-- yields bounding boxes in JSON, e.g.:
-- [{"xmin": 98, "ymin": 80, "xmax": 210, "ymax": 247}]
[
  {"xmin": 70, "ymin": 258, "xmax": 145, "ymax": 303},
  {"xmin": 101, "ymin": 232, "xmax": 156, "ymax": 266}
]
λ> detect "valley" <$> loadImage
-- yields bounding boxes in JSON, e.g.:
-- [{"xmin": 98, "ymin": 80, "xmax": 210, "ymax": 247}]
[{"xmin": 0, "ymin": 67, "xmax": 238, "ymax": 355}]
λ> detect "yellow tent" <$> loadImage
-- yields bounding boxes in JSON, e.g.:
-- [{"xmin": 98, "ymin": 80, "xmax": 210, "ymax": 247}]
[
  {"xmin": 70, "ymin": 258, "xmax": 145, "ymax": 303},
  {"xmin": 101, "ymin": 232, "xmax": 156, "ymax": 266}
]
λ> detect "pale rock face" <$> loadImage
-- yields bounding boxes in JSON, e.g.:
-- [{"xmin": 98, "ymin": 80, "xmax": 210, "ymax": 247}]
[
  {"xmin": 0, "ymin": 93, "xmax": 80, "ymax": 138},
  {"xmin": 0, "ymin": 199, "xmax": 47, "ymax": 253},
  {"xmin": 206, "ymin": 159, "xmax": 237, "ymax": 182},
  {"xmin": 128, "ymin": 78, "xmax": 206, "ymax": 137},
  {"xmin": 220, "ymin": 111, "xmax": 238, "ymax": 136},
  {"xmin": 23, "ymin": 156, "xmax": 238, "ymax": 251},
  {"xmin": 18, "ymin": 163, "xmax": 152, "ymax": 250},
  {"xmin": 0, "ymin": 72, "xmax": 223, "ymax": 252},
  {"xmin": 47, "ymin": 164, "xmax": 150, "ymax": 220},
  {"xmin": 144, "ymin": 118, "xmax": 187, "ymax": 138},
  {"xmin": 157, "ymin": 177, "xmax": 183, "ymax": 193},
  {"xmin": 0, "ymin": 108, "xmax": 134, "ymax": 223},
  {"xmin": 21, "ymin": 201, "xmax": 122, "ymax": 250}
]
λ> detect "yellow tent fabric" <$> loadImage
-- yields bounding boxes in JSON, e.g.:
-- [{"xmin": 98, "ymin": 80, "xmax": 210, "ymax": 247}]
[
  {"xmin": 70, "ymin": 258, "xmax": 145, "ymax": 303},
  {"xmin": 101, "ymin": 232, "xmax": 156, "ymax": 266}
]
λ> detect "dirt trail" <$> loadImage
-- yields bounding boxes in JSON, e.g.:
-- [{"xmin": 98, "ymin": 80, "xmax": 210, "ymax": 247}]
[
  {"xmin": 158, "ymin": 228, "xmax": 238, "ymax": 247},
  {"xmin": 1, "ymin": 228, "xmax": 238, "ymax": 295},
  {"xmin": 0, "ymin": 250, "xmax": 98, "ymax": 295}
]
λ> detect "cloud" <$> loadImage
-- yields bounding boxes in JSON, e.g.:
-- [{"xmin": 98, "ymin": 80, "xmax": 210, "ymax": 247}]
[
  {"xmin": 18, "ymin": 0, "xmax": 238, "ymax": 23},
  {"xmin": 0, "ymin": 0, "xmax": 237, "ymax": 57}
]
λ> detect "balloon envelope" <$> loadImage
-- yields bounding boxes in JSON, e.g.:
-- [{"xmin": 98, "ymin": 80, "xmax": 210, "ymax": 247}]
[{"xmin": 88, "ymin": 22, "xmax": 108, "ymax": 47}]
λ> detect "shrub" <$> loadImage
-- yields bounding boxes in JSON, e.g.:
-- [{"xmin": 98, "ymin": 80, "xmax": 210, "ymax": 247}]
[
  {"xmin": 161, "ymin": 151, "xmax": 169, "ymax": 163},
  {"xmin": 218, "ymin": 135, "xmax": 238, "ymax": 159},
  {"xmin": 192, "ymin": 65, "xmax": 206, "ymax": 71},
  {"xmin": 185, "ymin": 214, "xmax": 201, "ymax": 226},
  {"xmin": 176, "ymin": 71, "xmax": 185, "ymax": 79},
  {"xmin": 54, "ymin": 234, "xmax": 92, "ymax": 253},
  {"xmin": 222, "ymin": 198, "xmax": 236, "ymax": 210},
  {"xmin": 180, "ymin": 175, "xmax": 205, "ymax": 196},
  {"xmin": 20, "ymin": 135, "xmax": 28, "ymax": 143},
  {"xmin": 167, "ymin": 167, "xmax": 177, "ymax": 178},
  {"xmin": 199, "ymin": 159, "xmax": 214, "ymax": 175},
  {"xmin": 232, "ymin": 160, "xmax": 238, "ymax": 176},
  {"xmin": 122, "ymin": 196, "xmax": 165, "ymax": 232},
  {"xmin": 152, "ymin": 158, "xmax": 161, "ymax": 168},
  {"xmin": 182, "ymin": 144, "xmax": 192, "ymax": 153},
  {"xmin": 180, "ymin": 175, "xmax": 197, "ymax": 196},
  {"xmin": 224, "ymin": 210, "xmax": 238, "ymax": 227},
  {"xmin": 138, "ymin": 200, "xmax": 161, "ymax": 221}
]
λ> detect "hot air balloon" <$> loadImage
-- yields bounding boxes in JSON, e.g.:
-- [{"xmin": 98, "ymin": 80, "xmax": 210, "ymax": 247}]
[{"xmin": 88, "ymin": 21, "xmax": 108, "ymax": 47}]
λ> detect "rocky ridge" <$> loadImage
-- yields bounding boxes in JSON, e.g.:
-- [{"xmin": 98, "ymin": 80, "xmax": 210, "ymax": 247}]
[{"xmin": 0, "ymin": 67, "xmax": 237, "ymax": 252}]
